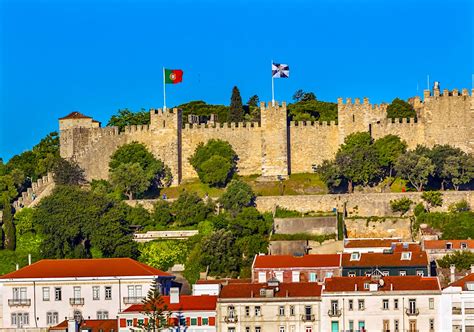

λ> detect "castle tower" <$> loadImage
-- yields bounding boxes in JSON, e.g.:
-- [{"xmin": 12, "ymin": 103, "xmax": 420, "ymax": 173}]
[
  {"xmin": 260, "ymin": 101, "xmax": 289, "ymax": 178},
  {"xmin": 59, "ymin": 112, "xmax": 101, "ymax": 159}
]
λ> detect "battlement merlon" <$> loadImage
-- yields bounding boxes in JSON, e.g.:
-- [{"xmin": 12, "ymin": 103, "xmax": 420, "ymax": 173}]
[
  {"xmin": 150, "ymin": 107, "xmax": 182, "ymax": 130},
  {"xmin": 259, "ymin": 101, "xmax": 287, "ymax": 111},
  {"xmin": 423, "ymin": 88, "xmax": 473, "ymax": 100}
]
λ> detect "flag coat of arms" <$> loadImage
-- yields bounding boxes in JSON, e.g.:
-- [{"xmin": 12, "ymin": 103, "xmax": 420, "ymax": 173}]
[
  {"xmin": 164, "ymin": 69, "xmax": 183, "ymax": 84},
  {"xmin": 272, "ymin": 63, "xmax": 290, "ymax": 78}
]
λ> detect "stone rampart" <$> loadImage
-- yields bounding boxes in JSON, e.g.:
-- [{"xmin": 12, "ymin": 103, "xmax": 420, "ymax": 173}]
[{"xmin": 274, "ymin": 216, "xmax": 337, "ymax": 235}]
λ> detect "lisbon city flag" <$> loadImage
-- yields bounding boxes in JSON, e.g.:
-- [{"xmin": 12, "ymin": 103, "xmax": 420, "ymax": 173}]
[
  {"xmin": 272, "ymin": 63, "xmax": 290, "ymax": 78},
  {"xmin": 164, "ymin": 69, "xmax": 183, "ymax": 84}
]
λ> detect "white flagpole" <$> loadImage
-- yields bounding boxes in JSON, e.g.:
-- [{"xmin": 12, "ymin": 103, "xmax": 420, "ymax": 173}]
[
  {"xmin": 271, "ymin": 60, "xmax": 275, "ymax": 106},
  {"xmin": 427, "ymin": 74, "xmax": 430, "ymax": 91},
  {"xmin": 163, "ymin": 67, "xmax": 167, "ymax": 111}
]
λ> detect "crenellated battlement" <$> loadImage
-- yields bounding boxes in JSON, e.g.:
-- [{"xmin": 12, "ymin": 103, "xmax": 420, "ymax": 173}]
[
  {"xmin": 289, "ymin": 120, "xmax": 337, "ymax": 127},
  {"xmin": 183, "ymin": 121, "xmax": 260, "ymax": 131},
  {"xmin": 423, "ymin": 88, "xmax": 473, "ymax": 99}
]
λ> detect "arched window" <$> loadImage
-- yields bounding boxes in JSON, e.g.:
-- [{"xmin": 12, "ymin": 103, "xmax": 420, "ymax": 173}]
[{"xmin": 74, "ymin": 310, "xmax": 82, "ymax": 322}]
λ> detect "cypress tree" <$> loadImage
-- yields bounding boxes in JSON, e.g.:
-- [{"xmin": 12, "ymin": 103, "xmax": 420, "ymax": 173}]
[
  {"xmin": 229, "ymin": 86, "xmax": 244, "ymax": 123},
  {"xmin": 2, "ymin": 197, "xmax": 16, "ymax": 251}
]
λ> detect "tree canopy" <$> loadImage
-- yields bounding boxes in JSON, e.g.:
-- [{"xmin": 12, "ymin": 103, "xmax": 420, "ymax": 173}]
[
  {"xmin": 107, "ymin": 109, "xmax": 150, "ymax": 132},
  {"xmin": 229, "ymin": 86, "xmax": 244, "ymax": 123},
  {"xmin": 387, "ymin": 98, "xmax": 416, "ymax": 119}
]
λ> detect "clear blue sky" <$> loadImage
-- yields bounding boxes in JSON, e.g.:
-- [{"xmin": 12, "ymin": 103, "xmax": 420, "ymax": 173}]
[{"xmin": 1, "ymin": 0, "xmax": 473, "ymax": 161}]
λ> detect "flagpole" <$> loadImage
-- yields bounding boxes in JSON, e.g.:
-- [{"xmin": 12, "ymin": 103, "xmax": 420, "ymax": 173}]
[
  {"xmin": 271, "ymin": 60, "xmax": 275, "ymax": 106},
  {"xmin": 163, "ymin": 67, "xmax": 167, "ymax": 111},
  {"xmin": 427, "ymin": 74, "xmax": 430, "ymax": 91}
]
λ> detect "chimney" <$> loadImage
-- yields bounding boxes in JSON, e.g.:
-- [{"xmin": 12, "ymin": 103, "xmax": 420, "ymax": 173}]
[
  {"xmin": 68, "ymin": 318, "xmax": 78, "ymax": 332},
  {"xmin": 15, "ymin": 264, "xmax": 19, "ymax": 271},
  {"xmin": 170, "ymin": 287, "xmax": 180, "ymax": 304},
  {"xmin": 28, "ymin": 254, "xmax": 31, "ymax": 265},
  {"xmin": 471, "ymin": 264, "xmax": 474, "ymax": 274},
  {"xmin": 450, "ymin": 264, "xmax": 456, "ymax": 283}
]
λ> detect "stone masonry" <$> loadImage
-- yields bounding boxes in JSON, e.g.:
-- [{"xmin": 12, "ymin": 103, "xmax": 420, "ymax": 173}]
[{"xmin": 59, "ymin": 87, "xmax": 474, "ymax": 185}]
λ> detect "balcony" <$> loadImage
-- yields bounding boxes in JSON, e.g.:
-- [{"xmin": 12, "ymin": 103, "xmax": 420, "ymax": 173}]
[
  {"xmin": 224, "ymin": 315, "xmax": 238, "ymax": 323},
  {"xmin": 8, "ymin": 299, "xmax": 31, "ymax": 306},
  {"xmin": 69, "ymin": 297, "xmax": 85, "ymax": 305},
  {"xmin": 123, "ymin": 296, "xmax": 145, "ymax": 304},
  {"xmin": 301, "ymin": 314, "xmax": 315, "ymax": 322},
  {"xmin": 405, "ymin": 308, "xmax": 419, "ymax": 316},
  {"xmin": 327, "ymin": 309, "xmax": 341, "ymax": 317}
]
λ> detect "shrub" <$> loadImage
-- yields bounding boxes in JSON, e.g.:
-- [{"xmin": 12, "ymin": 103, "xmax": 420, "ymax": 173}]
[
  {"xmin": 390, "ymin": 197, "xmax": 413, "ymax": 216},
  {"xmin": 421, "ymin": 191, "xmax": 443, "ymax": 211}
]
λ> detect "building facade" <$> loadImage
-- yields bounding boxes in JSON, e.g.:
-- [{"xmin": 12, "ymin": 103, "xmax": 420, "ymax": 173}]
[
  {"xmin": 423, "ymin": 240, "xmax": 474, "ymax": 262},
  {"xmin": 440, "ymin": 273, "xmax": 474, "ymax": 332}
]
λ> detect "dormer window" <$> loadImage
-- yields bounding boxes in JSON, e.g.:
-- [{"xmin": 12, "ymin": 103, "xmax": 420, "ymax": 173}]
[
  {"xmin": 260, "ymin": 289, "xmax": 266, "ymax": 296},
  {"xmin": 461, "ymin": 243, "xmax": 468, "ymax": 250},
  {"xmin": 466, "ymin": 283, "xmax": 474, "ymax": 291},
  {"xmin": 446, "ymin": 243, "xmax": 452, "ymax": 250},
  {"xmin": 351, "ymin": 252, "xmax": 361, "ymax": 261},
  {"xmin": 401, "ymin": 252, "xmax": 412, "ymax": 260}
]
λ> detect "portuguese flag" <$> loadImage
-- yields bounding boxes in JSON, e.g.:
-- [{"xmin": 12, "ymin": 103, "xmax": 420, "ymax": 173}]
[{"xmin": 164, "ymin": 69, "xmax": 183, "ymax": 84}]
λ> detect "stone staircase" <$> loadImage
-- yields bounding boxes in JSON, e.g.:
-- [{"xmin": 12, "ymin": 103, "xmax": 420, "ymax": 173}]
[{"xmin": 12, "ymin": 173, "xmax": 55, "ymax": 212}]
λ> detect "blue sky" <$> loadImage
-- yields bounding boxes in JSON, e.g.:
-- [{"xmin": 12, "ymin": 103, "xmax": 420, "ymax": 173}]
[{"xmin": 1, "ymin": 0, "xmax": 473, "ymax": 161}]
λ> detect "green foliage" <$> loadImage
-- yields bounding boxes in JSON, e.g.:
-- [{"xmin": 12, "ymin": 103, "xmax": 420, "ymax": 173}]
[
  {"xmin": 416, "ymin": 211, "xmax": 474, "ymax": 239},
  {"xmin": 0, "ymin": 175, "xmax": 17, "ymax": 204},
  {"xmin": 176, "ymin": 100, "xmax": 229, "ymax": 123},
  {"xmin": 107, "ymin": 108, "xmax": 150, "ymax": 132},
  {"xmin": 2, "ymin": 198, "xmax": 15, "ymax": 250},
  {"xmin": 219, "ymin": 180, "xmax": 255, "ymax": 216},
  {"xmin": 110, "ymin": 163, "xmax": 151, "ymax": 200},
  {"xmin": 200, "ymin": 229, "xmax": 241, "ymax": 277},
  {"xmin": 274, "ymin": 207, "xmax": 302, "ymax": 218},
  {"xmin": 288, "ymin": 99, "xmax": 337, "ymax": 122},
  {"xmin": 442, "ymin": 153, "xmax": 474, "ymax": 190},
  {"xmin": 387, "ymin": 98, "xmax": 416, "ymax": 119},
  {"xmin": 374, "ymin": 135, "xmax": 407, "ymax": 177},
  {"xmin": 126, "ymin": 205, "xmax": 152, "ymax": 227},
  {"xmin": 52, "ymin": 158, "xmax": 86, "ymax": 186},
  {"xmin": 189, "ymin": 139, "xmax": 237, "ymax": 187},
  {"xmin": 292, "ymin": 89, "xmax": 317, "ymax": 102},
  {"xmin": 14, "ymin": 208, "xmax": 35, "ymax": 235},
  {"xmin": 438, "ymin": 251, "xmax": 474, "ymax": 270},
  {"xmin": 414, "ymin": 203, "xmax": 426, "ymax": 216},
  {"xmin": 171, "ymin": 191, "xmax": 210, "ymax": 226},
  {"xmin": 228, "ymin": 207, "xmax": 269, "ymax": 237},
  {"xmin": 390, "ymin": 197, "xmax": 413, "ymax": 216},
  {"xmin": 152, "ymin": 200, "xmax": 173, "ymax": 226},
  {"xmin": 139, "ymin": 240, "xmax": 188, "ymax": 271},
  {"xmin": 229, "ymin": 86, "xmax": 244, "ymax": 122},
  {"xmin": 449, "ymin": 200, "xmax": 470, "ymax": 213},
  {"xmin": 395, "ymin": 151, "xmax": 434, "ymax": 191},
  {"xmin": 141, "ymin": 284, "xmax": 171, "ymax": 330},
  {"xmin": 421, "ymin": 191, "xmax": 443, "ymax": 211},
  {"xmin": 317, "ymin": 160, "xmax": 343, "ymax": 193}
]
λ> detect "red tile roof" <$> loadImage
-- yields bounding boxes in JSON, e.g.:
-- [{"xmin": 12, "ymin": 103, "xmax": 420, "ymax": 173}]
[
  {"xmin": 59, "ymin": 111, "xmax": 92, "ymax": 120},
  {"xmin": 392, "ymin": 243, "xmax": 423, "ymax": 252},
  {"xmin": 0, "ymin": 258, "xmax": 172, "ymax": 279},
  {"xmin": 219, "ymin": 282, "xmax": 322, "ymax": 299},
  {"xmin": 253, "ymin": 254, "xmax": 341, "ymax": 269},
  {"xmin": 341, "ymin": 251, "xmax": 428, "ymax": 267},
  {"xmin": 324, "ymin": 276, "xmax": 440, "ymax": 292},
  {"xmin": 123, "ymin": 295, "xmax": 218, "ymax": 312},
  {"xmin": 50, "ymin": 319, "xmax": 117, "ymax": 331},
  {"xmin": 345, "ymin": 239, "xmax": 401, "ymax": 248},
  {"xmin": 196, "ymin": 278, "xmax": 252, "ymax": 284},
  {"xmin": 424, "ymin": 240, "xmax": 474, "ymax": 250},
  {"xmin": 449, "ymin": 273, "xmax": 474, "ymax": 290}
]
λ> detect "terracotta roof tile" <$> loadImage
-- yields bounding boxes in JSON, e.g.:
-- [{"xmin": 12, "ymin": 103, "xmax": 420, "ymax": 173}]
[
  {"xmin": 0, "ymin": 258, "xmax": 172, "ymax": 279},
  {"xmin": 345, "ymin": 239, "xmax": 401, "ymax": 248},
  {"xmin": 449, "ymin": 273, "xmax": 474, "ymax": 289},
  {"xmin": 123, "ymin": 295, "xmax": 218, "ymax": 312},
  {"xmin": 424, "ymin": 240, "xmax": 474, "ymax": 250},
  {"xmin": 341, "ymin": 251, "xmax": 428, "ymax": 268},
  {"xmin": 253, "ymin": 254, "xmax": 341, "ymax": 269},
  {"xmin": 219, "ymin": 282, "xmax": 322, "ymax": 299},
  {"xmin": 196, "ymin": 278, "xmax": 252, "ymax": 284},
  {"xmin": 324, "ymin": 276, "xmax": 440, "ymax": 292},
  {"xmin": 51, "ymin": 319, "xmax": 117, "ymax": 331},
  {"xmin": 59, "ymin": 111, "xmax": 92, "ymax": 120}
]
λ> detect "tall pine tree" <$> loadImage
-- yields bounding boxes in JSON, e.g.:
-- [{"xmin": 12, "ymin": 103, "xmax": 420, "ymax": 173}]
[
  {"xmin": 2, "ymin": 197, "xmax": 15, "ymax": 250},
  {"xmin": 229, "ymin": 86, "xmax": 244, "ymax": 123}
]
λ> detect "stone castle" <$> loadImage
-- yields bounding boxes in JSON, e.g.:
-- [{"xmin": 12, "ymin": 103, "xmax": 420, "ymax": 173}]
[{"xmin": 60, "ymin": 87, "xmax": 474, "ymax": 185}]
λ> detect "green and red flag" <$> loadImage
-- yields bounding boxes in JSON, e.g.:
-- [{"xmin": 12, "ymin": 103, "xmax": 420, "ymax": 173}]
[{"xmin": 164, "ymin": 69, "xmax": 183, "ymax": 84}]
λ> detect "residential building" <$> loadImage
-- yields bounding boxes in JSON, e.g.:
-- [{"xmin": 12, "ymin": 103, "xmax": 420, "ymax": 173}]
[
  {"xmin": 0, "ymin": 258, "xmax": 176, "ymax": 330},
  {"xmin": 50, "ymin": 318, "xmax": 117, "ymax": 332},
  {"xmin": 423, "ymin": 240, "xmax": 474, "ymax": 261},
  {"xmin": 343, "ymin": 238, "xmax": 402, "ymax": 253},
  {"xmin": 321, "ymin": 275, "xmax": 441, "ymax": 332},
  {"xmin": 341, "ymin": 250, "xmax": 429, "ymax": 277},
  {"xmin": 218, "ymin": 278, "xmax": 322, "ymax": 332},
  {"xmin": 251, "ymin": 254, "xmax": 341, "ymax": 283},
  {"xmin": 193, "ymin": 279, "xmax": 251, "ymax": 296},
  {"xmin": 117, "ymin": 289, "xmax": 217, "ymax": 332},
  {"xmin": 440, "ymin": 272, "xmax": 474, "ymax": 332}
]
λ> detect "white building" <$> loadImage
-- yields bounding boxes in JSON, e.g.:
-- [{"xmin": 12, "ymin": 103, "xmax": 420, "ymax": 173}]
[
  {"xmin": 0, "ymin": 258, "xmax": 175, "ymax": 330},
  {"xmin": 440, "ymin": 272, "xmax": 474, "ymax": 332},
  {"xmin": 321, "ymin": 274, "xmax": 440, "ymax": 332},
  {"xmin": 343, "ymin": 238, "xmax": 402, "ymax": 254}
]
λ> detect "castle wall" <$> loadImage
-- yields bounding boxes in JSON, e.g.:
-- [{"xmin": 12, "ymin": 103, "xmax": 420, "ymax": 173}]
[{"xmin": 371, "ymin": 118, "xmax": 425, "ymax": 149}]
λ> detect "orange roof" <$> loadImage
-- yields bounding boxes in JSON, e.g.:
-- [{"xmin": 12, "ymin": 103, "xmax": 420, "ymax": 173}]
[
  {"xmin": 0, "ymin": 258, "xmax": 172, "ymax": 279},
  {"xmin": 51, "ymin": 319, "xmax": 117, "ymax": 331},
  {"xmin": 59, "ymin": 111, "xmax": 92, "ymax": 120},
  {"xmin": 345, "ymin": 239, "xmax": 401, "ymax": 248},
  {"xmin": 324, "ymin": 276, "xmax": 440, "ymax": 292},
  {"xmin": 123, "ymin": 295, "xmax": 218, "ymax": 312},
  {"xmin": 424, "ymin": 240, "xmax": 474, "ymax": 250},
  {"xmin": 341, "ymin": 251, "xmax": 428, "ymax": 267},
  {"xmin": 196, "ymin": 278, "xmax": 252, "ymax": 284},
  {"xmin": 449, "ymin": 273, "xmax": 474, "ymax": 290},
  {"xmin": 219, "ymin": 282, "xmax": 322, "ymax": 299},
  {"xmin": 253, "ymin": 254, "xmax": 340, "ymax": 269}
]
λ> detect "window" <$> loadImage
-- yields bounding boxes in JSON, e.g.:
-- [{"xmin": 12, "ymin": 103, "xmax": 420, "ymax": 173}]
[
  {"xmin": 348, "ymin": 272, "xmax": 356, "ymax": 277},
  {"xmin": 127, "ymin": 320, "xmax": 132, "ymax": 327},
  {"xmin": 97, "ymin": 311, "xmax": 108, "ymax": 319},
  {"xmin": 255, "ymin": 327, "xmax": 261, "ymax": 332},
  {"xmin": 46, "ymin": 312, "xmax": 58, "ymax": 325},
  {"xmin": 73, "ymin": 286, "xmax": 81, "ymax": 299},
  {"xmin": 309, "ymin": 272, "xmax": 317, "ymax": 282},
  {"xmin": 13, "ymin": 287, "xmax": 27, "ymax": 300},
  {"xmin": 358, "ymin": 299, "xmax": 365, "ymax": 310},
  {"xmin": 12, "ymin": 313, "xmax": 29, "ymax": 327},
  {"xmin": 394, "ymin": 319, "xmax": 399, "ymax": 331},
  {"xmin": 105, "ymin": 286, "xmax": 112, "ymax": 300},
  {"xmin": 363, "ymin": 282, "xmax": 369, "ymax": 290},
  {"xmin": 461, "ymin": 242, "xmax": 468, "ymax": 250},
  {"xmin": 93, "ymin": 286, "xmax": 100, "ymax": 300},
  {"xmin": 350, "ymin": 252, "xmax": 360, "ymax": 261},
  {"xmin": 416, "ymin": 270, "xmax": 424, "ymax": 276},
  {"xmin": 227, "ymin": 329, "xmax": 235, "ymax": 332},
  {"xmin": 42, "ymin": 287, "xmax": 50, "ymax": 301},
  {"xmin": 429, "ymin": 297, "xmax": 434, "ymax": 309},
  {"xmin": 290, "ymin": 325, "xmax": 295, "ymax": 332},
  {"xmin": 278, "ymin": 306, "xmax": 285, "ymax": 316},
  {"xmin": 409, "ymin": 299, "xmax": 416, "ymax": 314},
  {"xmin": 258, "ymin": 272, "xmax": 266, "ymax": 283},
  {"xmin": 325, "ymin": 271, "xmax": 333, "ymax": 278},
  {"xmin": 279, "ymin": 326, "xmax": 285, "ymax": 332},
  {"xmin": 394, "ymin": 299, "xmax": 399, "ymax": 310},
  {"xmin": 245, "ymin": 306, "xmax": 250, "ymax": 316},
  {"xmin": 289, "ymin": 305, "xmax": 295, "ymax": 316},
  {"xmin": 228, "ymin": 306, "xmax": 236, "ymax": 318},
  {"xmin": 245, "ymin": 327, "xmax": 250, "ymax": 332},
  {"xmin": 399, "ymin": 270, "xmax": 406, "ymax": 276},
  {"xmin": 191, "ymin": 318, "xmax": 197, "ymax": 326},
  {"xmin": 429, "ymin": 318, "xmax": 434, "ymax": 331},
  {"xmin": 73, "ymin": 310, "xmax": 82, "ymax": 322},
  {"xmin": 259, "ymin": 289, "xmax": 266, "ymax": 296},
  {"xmin": 292, "ymin": 271, "xmax": 300, "ymax": 282},
  {"xmin": 446, "ymin": 242, "xmax": 452, "ymax": 250},
  {"xmin": 305, "ymin": 328, "xmax": 312, "ymax": 332},
  {"xmin": 202, "ymin": 318, "xmax": 208, "ymax": 325},
  {"xmin": 349, "ymin": 321, "xmax": 354, "ymax": 331},
  {"xmin": 127, "ymin": 285, "xmax": 142, "ymax": 298},
  {"xmin": 54, "ymin": 287, "xmax": 62, "ymax": 301},
  {"xmin": 383, "ymin": 299, "xmax": 389, "ymax": 310},
  {"xmin": 401, "ymin": 252, "xmax": 412, "ymax": 260},
  {"xmin": 348, "ymin": 299, "xmax": 353, "ymax": 311},
  {"xmin": 382, "ymin": 271, "xmax": 389, "ymax": 276},
  {"xmin": 255, "ymin": 306, "xmax": 261, "ymax": 316},
  {"xmin": 275, "ymin": 271, "xmax": 284, "ymax": 282}
]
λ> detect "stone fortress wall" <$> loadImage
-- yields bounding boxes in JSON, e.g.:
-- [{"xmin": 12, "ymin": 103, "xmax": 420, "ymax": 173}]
[{"xmin": 59, "ymin": 87, "xmax": 474, "ymax": 185}]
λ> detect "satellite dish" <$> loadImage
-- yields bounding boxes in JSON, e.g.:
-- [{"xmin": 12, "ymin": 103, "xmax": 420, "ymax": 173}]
[{"xmin": 379, "ymin": 279, "xmax": 385, "ymax": 287}]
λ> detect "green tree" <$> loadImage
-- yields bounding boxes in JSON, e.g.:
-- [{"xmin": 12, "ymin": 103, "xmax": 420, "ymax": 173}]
[
  {"xmin": 171, "ymin": 191, "xmax": 210, "ymax": 226},
  {"xmin": 139, "ymin": 240, "xmax": 187, "ymax": 271},
  {"xmin": 427, "ymin": 145, "xmax": 465, "ymax": 190},
  {"xmin": 152, "ymin": 200, "xmax": 173, "ymax": 226},
  {"xmin": 438, "ymin": 251, "xmax": 474, "ymax": 270},
  {"xmin": 52, "ymin": 158, "xmax": 86, "ymax": 186},
  {"xmin": 288, "ymin": 100, "xmax": 337, "ymax": 122},
  {"xmin": 141, "ymin": 284, "xmax": 171, "ymax": 332},
  {"xmin": 228, "ymin": 207, "xmax": 269, "ymax": 237},
  {"xmin": 318, "ymin": 160, "xmax": 343, "ymax": 193},
  {"xmin": 107, "ymin": 108, "xmax": 150, "ymax": 132},
  {"xmin": 0, "ymin": 175, "xmax": 18, "ymax": 205},
  {"xmin": 110, "ymin": 163, "xmax": 150, "ymax": 200},
  {"xmin": 442, "ymin": 153, "xmax": 474, "ymax": 190},
  {"xmin": 292, "ymin": 89, "xmax": 305, "ymax": 102},
  {"xmin": 200, "ymin": 155, "xmax": 232, "ymax": 187},
  {"xmin": 390, "ymin": 197, "xmax": 413, "ymax": 216},
  {"xmin": 219, "ymin": 180, "xmax": 256, "ymax": 216},
  {"xmin": 200, "ymin": 229, "xmax": 241, "ymax": 277},
  {"xmin": 2, "ymin": 197, "xmax": 16, "ymax": 250},
  {"xmin": 247, "ymin": 95, "xmax": 260, "ymax": 107},
  {"xmin": 421, "ymin": 191, "xmax": 443, "ymax": 212},
  {"xmin": 395, "ymin": 151, "xmax": 434, "ymax": 191},
  {"xmin": 126, "ymin": 205, "xmax": 152, "ymax": 228},
  {"xmin": 176, "ymin": 100, "xmax": 229, "ymax": 123},
  {"xmin": 229, "ymin": 86, "xmax": 244, "ymax": 122},
  {"xmin": 373, "ymin": 135, "xmax": 407, "ymax": 178},
  {"xmin": 387, "ymin": 98, "xmax": 416, "ymax": 119}
]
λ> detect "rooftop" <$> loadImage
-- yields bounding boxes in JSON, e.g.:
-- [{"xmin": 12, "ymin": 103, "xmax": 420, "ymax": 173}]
[
  {"xmin": 123, "ymin": 295, "xmax": 218, "ymax": 312},
  {"xmin": 196, "ymin": 278, "xmax": 252, "ymax": 285},
  {"xmin": 59, "ymin": 111, "xmax": 92, "ymax": 120},
  {"xmin": 0, "ymin": 258, "xmax": 172, "ymax": 280},
  {"xmin": 341, "ymin": 251, "xmax": 428, "ymax": 268},
  {"xmin": 449, "ymin": 273, "xmax": 474, "ymax": 290},
  {"xmin": 424, "ymin": 240, "xmax": 474, "ymax": 250},
  {"xmin": 219, "ymin": 282, "xmax": 322, "ymax": 299},
  {"xmin": 344, "ymin": 238, "xmax": 401, "ymax": 248},
  {"xmin": 50, "ymin": 319, "xmax": 117, "ymax": 332},
  {"xmin": 324, "ymin": 276, "xmax": 440, "ymax": 293},
  {"xmin": 253, "ymin": 254, "xmax": 341, "ymax": 269}
]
